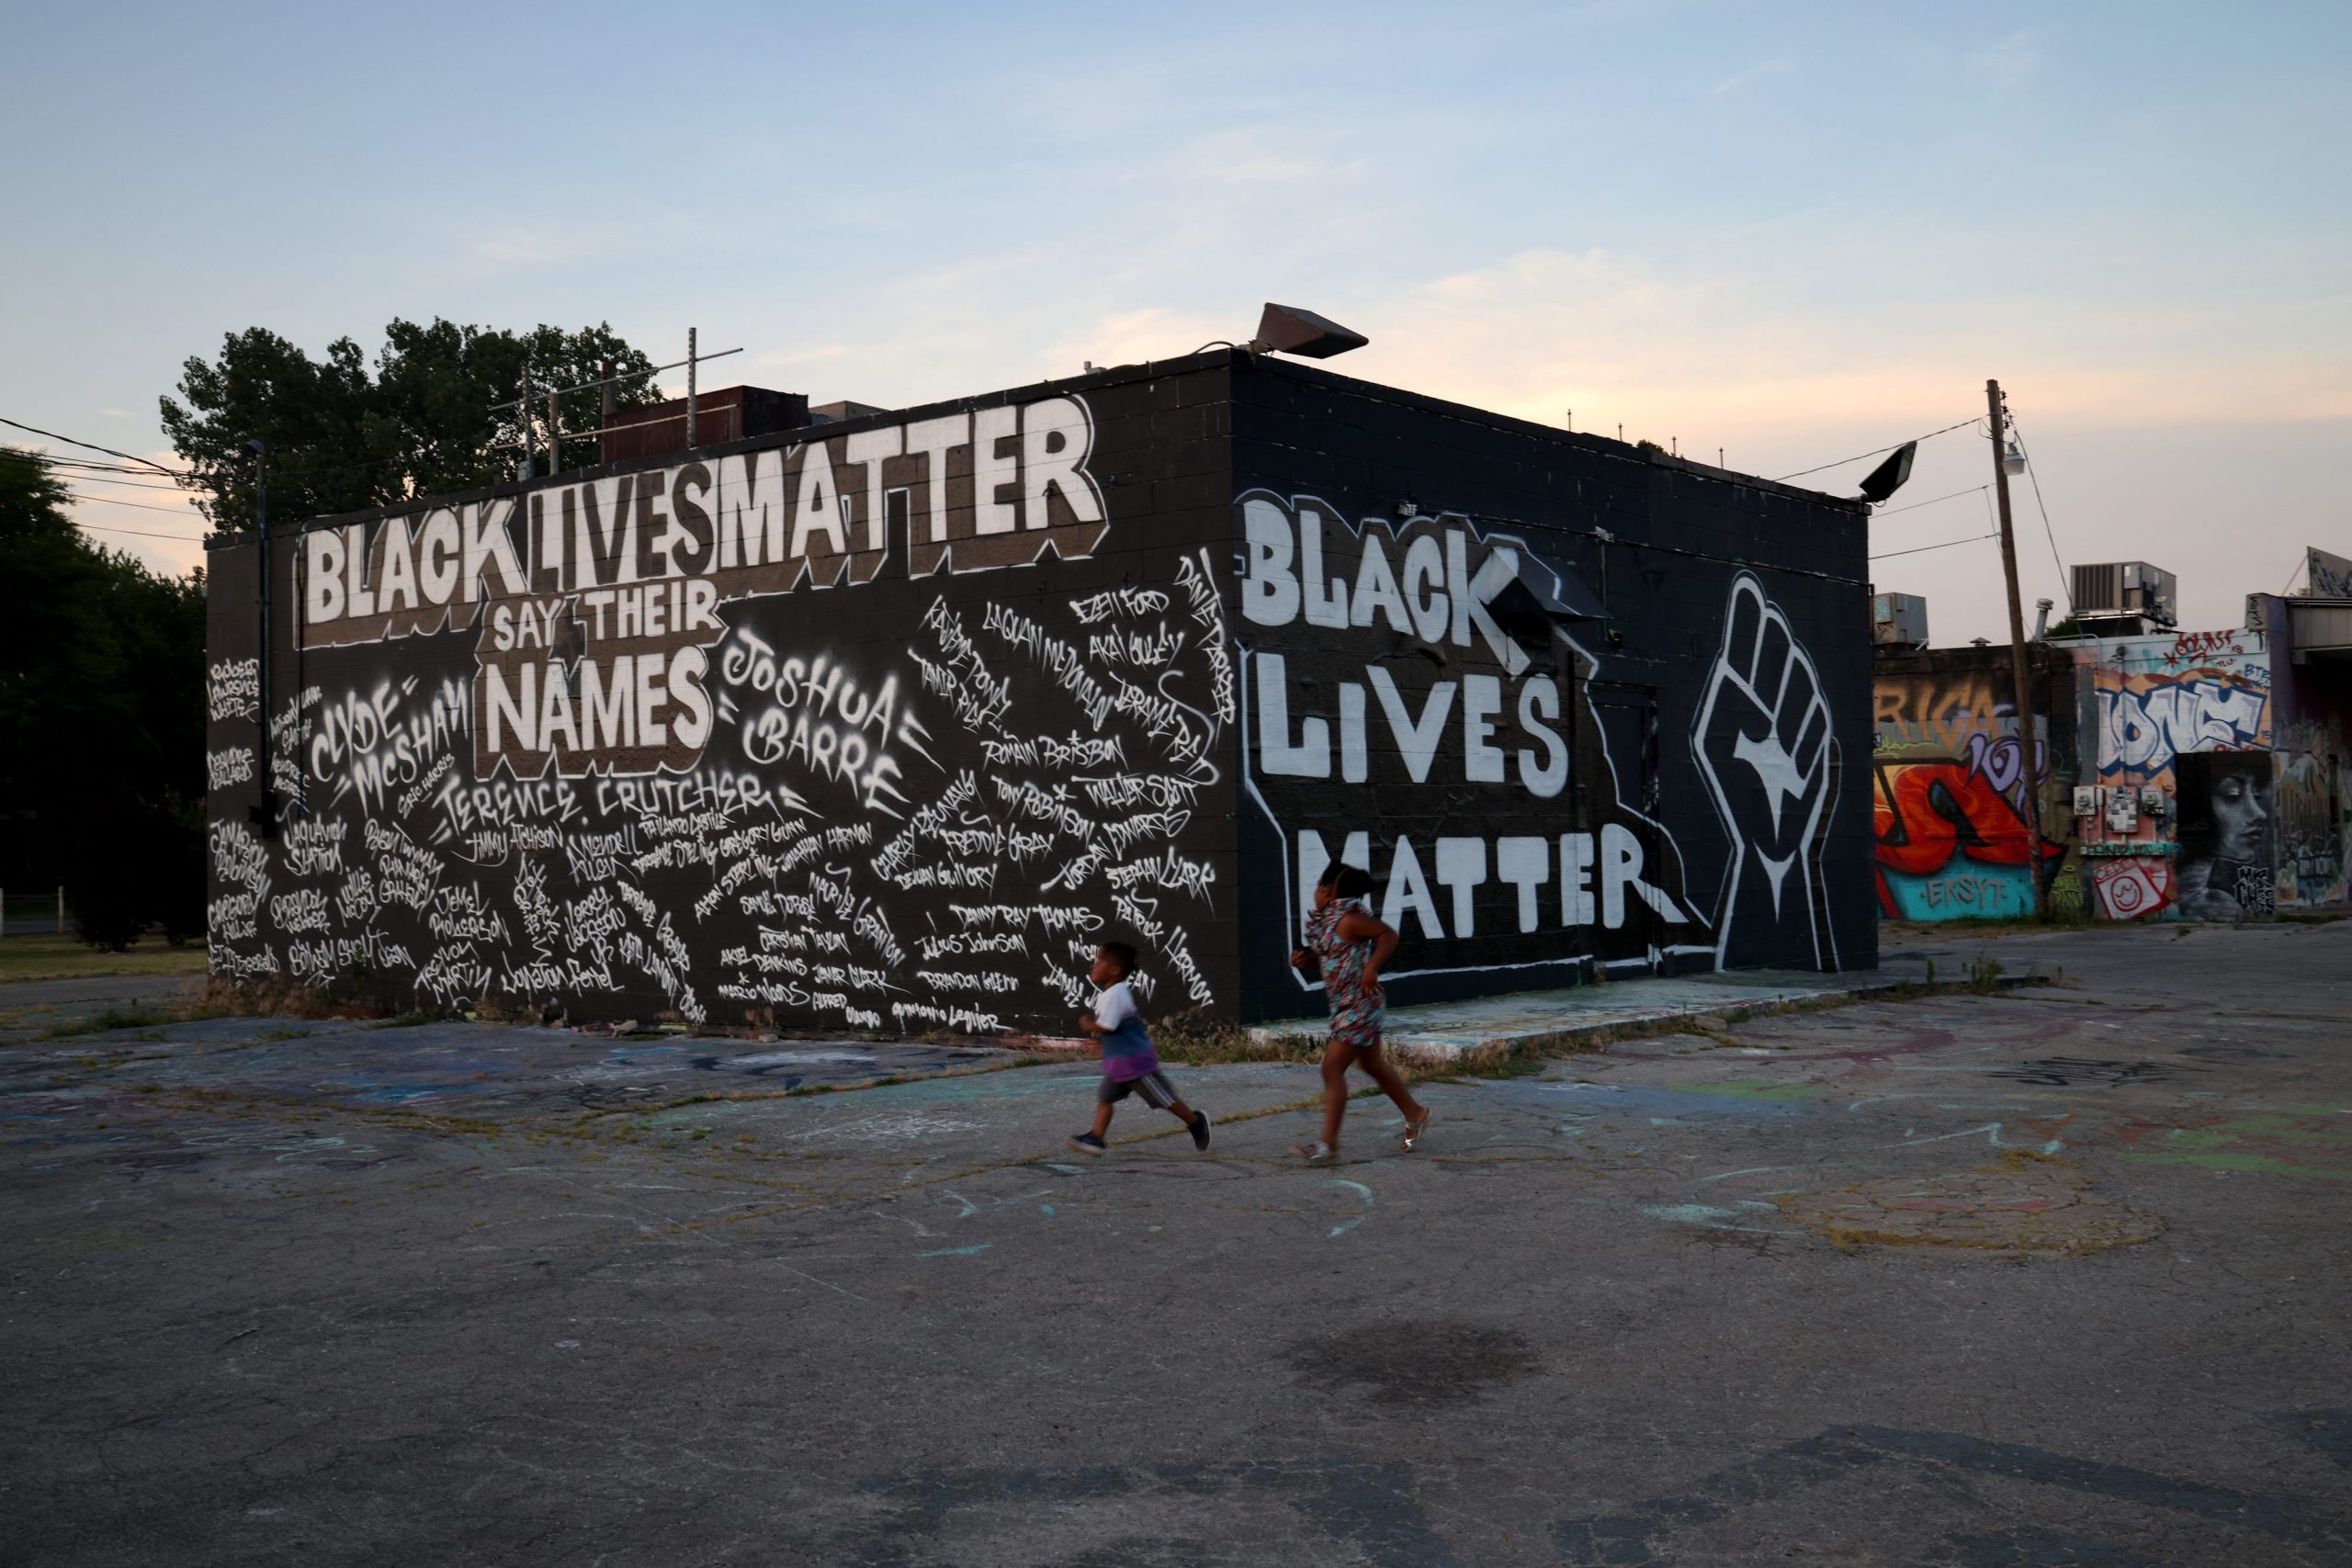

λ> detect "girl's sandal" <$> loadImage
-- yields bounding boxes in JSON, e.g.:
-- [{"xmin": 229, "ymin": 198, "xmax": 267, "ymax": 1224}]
[
  {"xmin": 1295, "ymin": 1140, "xmax": 1336, "ymax": 1164},
  {"xmin": 1401, "ymin": 1110, "xmax": 1432, "ymax": 1152}
]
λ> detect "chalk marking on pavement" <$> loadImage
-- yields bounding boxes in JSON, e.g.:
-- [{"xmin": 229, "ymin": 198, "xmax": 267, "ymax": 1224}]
[
  {"xmin": 916, "ymin": 1244, "xmax": 991, "ymax": 1258},
  {"xmin": 1327, "ymin": 1179, "xmax": 1375, "ymax": 1237},
  {"xmin": 1883, "ymin": 1122, "xmax": 2064, "ymax": 1156},
  {"xmin": 778, "ymin": 1263, "xmax": 871, "ymax": 1303},
  {"xmin": 1639, "ymin": 1202, "xmax": 1798, "ymax": 1236},
  {"xmin": 1698, "ymin": 1166, "xmax": 1796, "ymax": 1184}
]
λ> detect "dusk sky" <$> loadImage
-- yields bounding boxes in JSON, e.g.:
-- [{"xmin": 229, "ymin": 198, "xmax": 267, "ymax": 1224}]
[{"xmin": 5, "ymin": 0, "xmax": 2345, "ymax": 642}]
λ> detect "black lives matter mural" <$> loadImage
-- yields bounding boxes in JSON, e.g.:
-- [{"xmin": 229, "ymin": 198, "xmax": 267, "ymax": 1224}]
[
  {"xmin": 1238, "ymin": 490, "xmax": 1846, "ymax": 992},
  {"xmin": 207, "ymin": 393, "xmax": 1237, "ymax": 1032}
]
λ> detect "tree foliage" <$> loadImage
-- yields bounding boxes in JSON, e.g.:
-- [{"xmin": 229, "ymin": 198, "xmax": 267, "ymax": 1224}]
[
  {"xmin": 0, "ymin": 447, "xmax": 208, "ymax": 946},
  {"xmin": 160, "ymin": 319, "xmax": 662, "ymax": 532}
]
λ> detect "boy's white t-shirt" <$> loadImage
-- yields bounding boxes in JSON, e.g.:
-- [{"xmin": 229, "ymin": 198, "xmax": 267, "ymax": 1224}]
[{"xmin": 1092, "ymin": 980, "xmax": 1137, "ymax": 1031}]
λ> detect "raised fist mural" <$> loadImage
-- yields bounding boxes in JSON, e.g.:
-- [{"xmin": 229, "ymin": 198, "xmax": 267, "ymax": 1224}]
[{"xmin": 1693, "ymin": 571, "xmax": 1842, "ymax": 970}]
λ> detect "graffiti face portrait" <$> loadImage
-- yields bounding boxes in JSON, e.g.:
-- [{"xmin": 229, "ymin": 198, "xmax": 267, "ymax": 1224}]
[
  {"xmin": 2174, "ymin": 751, "xmax": 2276, "ymax": 919},
  {"xmin": 2208, "ymin": 765, "xmax": 2270, "ymax": 864}
]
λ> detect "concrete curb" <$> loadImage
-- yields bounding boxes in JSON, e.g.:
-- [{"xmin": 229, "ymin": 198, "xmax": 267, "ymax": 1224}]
[{"xmin": 1247, "ymin": 958, "xmax": 2045, "ymax": 1064}]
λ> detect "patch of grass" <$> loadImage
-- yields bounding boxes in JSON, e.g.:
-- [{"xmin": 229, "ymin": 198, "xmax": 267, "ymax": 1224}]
[
  {"xmin": 1149, "ymin": 1010, "xmax": 1328, "ymax": 1067},
  {"xmin": 183, "ymin": 976, "xmax": 385, "ymax": 1021},
  {"xmin": 0, "ymin": 933, "xmax": 210, "ymax": 985},
  {"xmin": 40, "ymin": 1005, "xmax": 178, "ymax": 1039}
]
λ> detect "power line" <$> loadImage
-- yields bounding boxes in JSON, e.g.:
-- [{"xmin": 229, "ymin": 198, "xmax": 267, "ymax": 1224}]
[
  {"xmin": 0, "ymin": 416, "xmax": 183, "ymax": 476},
  {"xmin": 1872, "ymin": 483, "xmax": 1989, "ymax": 518},
  {"xmin": 0, "ymin": 446, "xmax": 181, "ymax": 479},
  {"xmin": 0, "ymin": 459, "xmax": 197, "ymax": 493},
  {"xmin": 63, "ymin": 491, "xmax": 212, "ymax": 518},
  {"xmin": 1777, "ymin": 416, "xmax": 1983, "ymax": 481},
  {"xmin": 2003, "ymin": 412, "xmax": 2072, "ymax": 611},
  {"xmin": 1870, "ymin": 531, "xmax": 1998, "ymax": 562},
  {"xmin": 74, "ymin": 521, "xmax": 215, "ymax": 544}
]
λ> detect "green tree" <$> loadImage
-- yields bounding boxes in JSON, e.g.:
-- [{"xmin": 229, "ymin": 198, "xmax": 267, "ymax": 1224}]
[
  {"xmin": 0, "ymin": 447, "xmax": 208, "ymax": 946},
  {"xmin": 160, "ymin": 319, "xmax": 661, "ymax": 532}
]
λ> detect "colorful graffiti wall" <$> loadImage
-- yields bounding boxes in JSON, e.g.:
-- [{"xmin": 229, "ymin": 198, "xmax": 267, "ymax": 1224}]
[
  {"xmin": 208, "ymin": 355, "xmax": 1877, "ymax": 1032},
  {"xmin": 1870, "ymin": 654, "xmax": 2074, "ymax": 922},
  {"xmin": 2081, "ymin": 626, "xmax": 2271, "ymax": 920},
  {"xmin": 2273, "ymin": 719, "xmax": 2350, "ymax": 910}
]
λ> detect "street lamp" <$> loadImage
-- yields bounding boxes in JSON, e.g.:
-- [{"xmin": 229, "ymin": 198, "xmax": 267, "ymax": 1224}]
[{"xmin": 245, "ymin": 439, "xmax": 275, "ymax": 835}]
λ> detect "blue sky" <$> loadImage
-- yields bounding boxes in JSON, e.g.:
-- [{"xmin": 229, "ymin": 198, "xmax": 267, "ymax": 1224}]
[{"xmin": 5, "ymin": 1, "xmax": 2345, "ymax": 640}]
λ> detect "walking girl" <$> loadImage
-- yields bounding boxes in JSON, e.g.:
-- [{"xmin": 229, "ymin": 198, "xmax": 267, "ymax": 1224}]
[{"xmin": 1288, "ymin": 860, "xmax": 1430, "ymax": 1163}]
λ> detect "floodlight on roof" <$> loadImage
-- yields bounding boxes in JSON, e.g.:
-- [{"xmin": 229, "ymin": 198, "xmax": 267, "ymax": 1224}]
[
  {"xmin": 1244, "ymin": 303, "xmax": 1369, "ymax": 359},
  {"xmin": 1858, "ymin": 440, "xmax": 1917, "ymax": 504}
]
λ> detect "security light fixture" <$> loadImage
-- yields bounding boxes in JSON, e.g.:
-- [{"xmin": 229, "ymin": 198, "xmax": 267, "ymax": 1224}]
[
  {"xmin": 2002, "ymin": 443, "xmax": 2027, "ymax": 477},
  {"xmin": 1857, "ymin": 440, "xmax": 1917, "ymax": 504},
  {"xmin": 1245, "ymin": 303, "xmax": 1368, "ymax": 359}
]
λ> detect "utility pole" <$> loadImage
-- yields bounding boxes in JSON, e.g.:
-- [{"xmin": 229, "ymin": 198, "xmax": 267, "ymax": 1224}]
[
  {"xmin": 685, "ymin": 327, "xmax": 698, "ymax": 449},
  {"xmin": 519, "ymin": 366, "xmax": 536, "ymax": 480},
  {"xmin": 548, "ymin": 383, "xmax": 562, "ymax": 475},
  {"xmin": 1987, "ymin": 378, "xmax": 2041, "ymax": 915},
  {"xmin": 600, "ymin": 357, "xmax": 616, "ymax": 448},
  {"xmin": 249, "ymin": 439, "xmax": 274, "ymax": 836}
]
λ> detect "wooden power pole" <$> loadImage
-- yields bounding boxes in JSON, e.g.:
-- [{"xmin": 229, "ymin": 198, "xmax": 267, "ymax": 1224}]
[{"xmin": 1986, "ymin": 378, "xmax": 2042, "ymax": 916}]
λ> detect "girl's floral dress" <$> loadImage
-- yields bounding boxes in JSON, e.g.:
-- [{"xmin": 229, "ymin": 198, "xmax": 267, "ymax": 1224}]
[{"xmin": 1305, "ymin": 895, "xmax": 1382, "ymax": 1049}]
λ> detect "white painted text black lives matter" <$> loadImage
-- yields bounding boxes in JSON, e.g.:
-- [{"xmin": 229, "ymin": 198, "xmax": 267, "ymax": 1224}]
[{"xmin": 1237, "ymin": 491, "xmax": 1709, "ymax": 979}]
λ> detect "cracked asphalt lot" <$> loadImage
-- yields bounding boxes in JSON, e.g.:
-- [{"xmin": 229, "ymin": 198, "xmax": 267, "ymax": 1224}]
[{"xmin": 4, "ymin": 922, "xmax": 2349, "ymax": 1565}]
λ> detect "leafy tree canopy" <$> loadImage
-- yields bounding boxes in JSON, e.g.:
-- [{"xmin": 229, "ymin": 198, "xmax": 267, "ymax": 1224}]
[
  {"xmin": 0, "ymin": 446, "xmax": 209, "ymax": 942},
  {"xmin": 160, "ymin": 319, "xmax": 662, "ymax": 532}
]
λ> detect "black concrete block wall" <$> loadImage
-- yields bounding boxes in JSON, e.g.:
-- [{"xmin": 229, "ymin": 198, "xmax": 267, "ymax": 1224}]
[
  {"xmin": 205, "ymin": 364, "xmax": 1243, "ymax": 1033},
  {"xmin": 206, "ymin": 350, "xmax": 1874, "ymax": 1036},
  {"xmin": 1227, "ymin": 357, "xmax": 1875, "ymax": 1022}
]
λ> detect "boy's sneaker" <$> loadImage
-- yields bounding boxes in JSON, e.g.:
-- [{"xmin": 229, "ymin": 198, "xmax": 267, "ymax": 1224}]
[
  {"xmin": 1189, "ymin": 1111, "xmax": 1212, "ymax": 1152},
  {"xmin": 1067, "ymin": 1133, "xmax": 1107, "ymax": 1156}
]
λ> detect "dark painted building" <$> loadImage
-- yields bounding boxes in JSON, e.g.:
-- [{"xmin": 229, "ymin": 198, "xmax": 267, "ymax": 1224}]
[{"xmin": 203, "ymin": 351, "xmax": 1873, "ymax": 1032}]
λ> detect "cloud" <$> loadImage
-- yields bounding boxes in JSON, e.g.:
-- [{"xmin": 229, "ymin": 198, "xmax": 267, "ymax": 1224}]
[
  {"xmin": 1710, "ymin": 58, "xmax": 1792, "ymax": 96},
  {"xmin": 1337, "ymin": 246, "xmax": 2352, "ymax": 442}
]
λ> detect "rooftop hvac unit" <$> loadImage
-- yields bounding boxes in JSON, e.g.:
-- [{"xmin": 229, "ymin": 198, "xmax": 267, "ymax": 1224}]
[
  {"xmin": 2070, "ymin": 561, "xmax": 2177, "ymax": 628},
  {"xmin": 1870, "ymin": 592, "xmax": 1928, "ymax": 647}
]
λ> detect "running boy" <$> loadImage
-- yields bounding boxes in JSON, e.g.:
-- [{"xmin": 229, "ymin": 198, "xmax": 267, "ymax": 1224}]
[{"xmin": 1067, "ymin": 942, "xmax": 1212, "ymax": 1156}]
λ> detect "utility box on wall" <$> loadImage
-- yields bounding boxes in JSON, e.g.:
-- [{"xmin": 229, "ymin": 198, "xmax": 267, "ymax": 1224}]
[{"xmin": 204, "ymin": 353, "xmax": 1874, "ymax": 1033}]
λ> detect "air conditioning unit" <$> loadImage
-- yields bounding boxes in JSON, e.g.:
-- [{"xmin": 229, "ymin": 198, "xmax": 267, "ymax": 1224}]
[
  {"xmin": 2071, "ymin": 561, "xmax": 2177, "ymax": 628},
  {"xmin": 1871, "ymin": 592, "xmax": 1928, "ymax": 647}
]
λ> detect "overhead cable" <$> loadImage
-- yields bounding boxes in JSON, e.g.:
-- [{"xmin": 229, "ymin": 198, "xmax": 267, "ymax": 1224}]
[
  {"xmin": 1870, "ymin": 531, "xmax": 1999, "ymax": 561},
  {"xmin": 1777, "ymin": 416, "xmax": 1982, "ymax": 481},
  {"xmin": 0, "ymin": 416, "xmax": 184, "ymax": 476},
  {"xmin": 2004, "ymin": 412, "xmax": 2073, "ymax": 611},
  {"xmin": 1872, "ymin": 483, "xmax": 1989, "ymax": 518}
]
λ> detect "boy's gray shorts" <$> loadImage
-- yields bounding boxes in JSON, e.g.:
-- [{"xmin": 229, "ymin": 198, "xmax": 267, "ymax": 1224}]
[{"xmin": 1098, "ymin": 1071, "xmax": 1177, "ymax": 1109}]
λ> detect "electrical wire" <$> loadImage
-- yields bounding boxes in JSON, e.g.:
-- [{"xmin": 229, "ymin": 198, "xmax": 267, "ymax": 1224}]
[
  {"xmin": 1871, "ymin": 483, "xmax": 1989, "ymax": 518},
  {"xmin": 1776, "ymin": 416, "xmax": 1983, "ymax": 481},
  {"xmin": 74, "ymin": 521, "xmax": 216, "ymax": 544},
  {"xmin": 0, "ymin": 448, "xmax": 175, "ymax": 474},
  {"xmin": 2003, "ymin": 412, "xmax": 2072, "ymax": 611},
  {"xmin": 0, "ymin": 459, "xmax": 197, "ymax": 492},
  {"xmin": 1871, "ymin": 531, "xmax": 1999, "ymax": 561},
  {"xmin": 62, "ymin": 491, "xmax": 212, "ymax": 518},
  {"xmin": 0, "ymin": 417, "xmax": 184, "ymax": 476}
]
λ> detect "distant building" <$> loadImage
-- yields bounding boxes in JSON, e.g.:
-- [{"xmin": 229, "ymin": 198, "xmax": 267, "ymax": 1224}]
[{"xmin": 1873, "ymin": 604, "xmax": 2351, "ymax": 922}]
